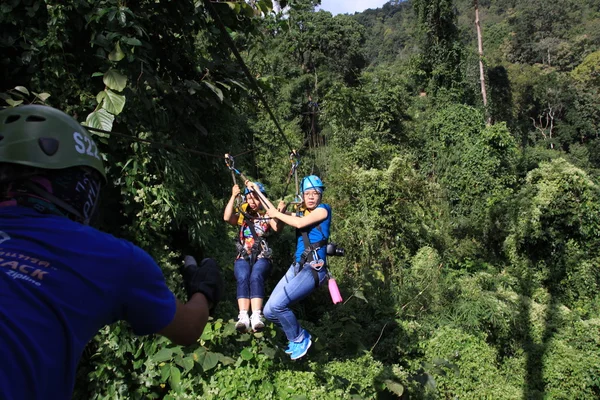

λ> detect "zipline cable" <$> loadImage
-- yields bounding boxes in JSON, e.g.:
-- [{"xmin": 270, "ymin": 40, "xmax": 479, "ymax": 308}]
[{"xmin": 204, "ymin": 0, "xmax": 296, "ymax": 155}]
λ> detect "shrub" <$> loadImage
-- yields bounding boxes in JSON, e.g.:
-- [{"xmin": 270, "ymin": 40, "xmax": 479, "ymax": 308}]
[{"xmin": 420, "ymin": 326, "xmax": 522, "ymax": 399}]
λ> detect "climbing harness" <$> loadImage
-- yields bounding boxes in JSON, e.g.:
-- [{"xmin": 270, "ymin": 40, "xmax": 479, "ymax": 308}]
[
  {"xmin": 225, "ymin": 154, "xmax": 274, "ymax": 264},
  {"xmin": 299, "ymin": 229, "xmax": 328, "ymax": 288},
  {"xmin": 235, "ymin": 204, "xmax": 272, "ymax": 264},
  {"xmin": 294, "ymin": 204, "xmax": 329, "ymax": 288}
]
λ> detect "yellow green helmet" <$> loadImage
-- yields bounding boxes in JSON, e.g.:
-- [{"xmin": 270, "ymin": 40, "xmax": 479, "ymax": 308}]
[
  {"xmin": 0, "ymin": 105, "xmax": 106, "ymax": 224},
  {"xmin": 0, "ymin": 105, "xmax": 106, "ymax": 181}
]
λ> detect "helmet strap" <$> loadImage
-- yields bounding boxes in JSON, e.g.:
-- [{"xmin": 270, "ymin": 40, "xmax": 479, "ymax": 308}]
[
  {"xmin": 24, "ymin": 181, "xmax": 86, "ymax": 222},
  {"xmin": 1, "ymin": 178, "xmax": 65, "ymax": 217}
]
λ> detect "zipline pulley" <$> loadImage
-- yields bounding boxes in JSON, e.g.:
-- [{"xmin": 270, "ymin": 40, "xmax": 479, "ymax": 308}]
[{"xmin": 285, "ymin": 150, "xmax": 303, "ymax": 208}]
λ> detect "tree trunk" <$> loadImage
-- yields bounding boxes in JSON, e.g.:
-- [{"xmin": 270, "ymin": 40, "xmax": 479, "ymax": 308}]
[{"xmin": 474, "ymin": 0, "xmax": 490, "ymax": 124}]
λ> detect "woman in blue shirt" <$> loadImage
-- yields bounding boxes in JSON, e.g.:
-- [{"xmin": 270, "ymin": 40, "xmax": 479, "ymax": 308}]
[{"xmin": 245, "ymin": 175, "xmax": 331, "ymax": 360}]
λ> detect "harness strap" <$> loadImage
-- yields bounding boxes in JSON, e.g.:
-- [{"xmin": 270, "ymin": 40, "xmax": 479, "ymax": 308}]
[
  {"xmin": 300, "ymin": 229, "xmax": 328, "ymax": 288},
  {"xmin": 238, "ymin": 218, "xmax": 259, "ymax": 264},
  {"xmin": 296, "ymin": 207, "xmax": 328, "ymax": 288},
  {"xmin": 238, "ymin": 206, "xmax": 271, "ymax": 264}
]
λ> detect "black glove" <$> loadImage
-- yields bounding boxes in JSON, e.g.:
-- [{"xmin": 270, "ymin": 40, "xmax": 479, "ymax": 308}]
[{"xmin": 180, "ymin": 256, "xmax": 223, "ymax": 309}]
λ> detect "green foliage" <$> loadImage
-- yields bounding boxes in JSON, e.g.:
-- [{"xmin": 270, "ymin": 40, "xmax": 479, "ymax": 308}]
[
  {"xmin": 329, "ymin": 154, "xmax": 445, "ymax": 292},
  {"xmin": 0, "ymin": 85, "xmax": 51, "ymax": 107},
  {"xmin": 571, "ymin": 50, "xmax": 600, "ymax": 87},
  {"xmin": 505, "ymin": 158, "xmax": 600, "ymax": 311},
  {"xmin": 354, "ymin": 1, "xmax": 417, "ymax": 65},
  {"xmin": 320, "ymin": 353, "xmax": 384, "ymax": 398},
  {"xmin": 420, "ymin": 326, "xmax": 522, "ymax": 399},
  {"xmin": 323, "ymin": 68, "xmax": 411, "ymax": 168},
  {"xmin": 506, "ymin": 0, "xmax": 593, "ymax": 68},
  {"xmin": 272, "ymin": 370, "xmax": 341, "ymax": 399},
  {"xmin": 440, "ymin": 271, "xmax": 521, "ymax": 347},
  {"xmin": 422, "ymin": 105, "xmax": 518, "ymax": 254},
  {"xmin": 4, "ymin": 1, "xmax": 600, "ymax": 399},
  {"xmin": 542, "ymin": 337, "xmax": 600, "ymax": 399},
  {"xmin": 411, "ymin": 0, "xmax": 464, "ymax": 93},
  {"xmin": 398, "ymin": 246, "xmax": 445, "ymax": 318}
]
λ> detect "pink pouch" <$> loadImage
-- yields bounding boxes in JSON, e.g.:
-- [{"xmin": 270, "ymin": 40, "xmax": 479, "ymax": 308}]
[{"xmin": 328, "ymin": 278, "xmax": 343, "ymax": 304}]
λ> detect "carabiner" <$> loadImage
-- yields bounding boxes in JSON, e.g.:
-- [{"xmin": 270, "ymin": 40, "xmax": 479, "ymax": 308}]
[
  {"xmin": 310, "ymin": 250, "xmax": 323, "ymax": 268},
  {"xmin": 309, "ymin": 259, "xmax": 325, "ymax": 270},
  {"xmin": 260, "ymin": 240, "xmax": 273, "ymax": 259},
  {"xmin": 224, "ymin": 153, "xmax": 237, "ymax": 172}
]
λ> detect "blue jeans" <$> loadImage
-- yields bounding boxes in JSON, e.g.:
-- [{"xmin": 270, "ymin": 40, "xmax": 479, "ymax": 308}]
[
  {"xmin": 263, "ymin": 262, "xmax": 328, "ymax": 341},
  {"xmin": 234, "ymin": 257, "xmax": 271, "ymax": 299}
]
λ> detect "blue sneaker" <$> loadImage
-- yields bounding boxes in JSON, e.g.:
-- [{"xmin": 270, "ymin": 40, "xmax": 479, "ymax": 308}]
[
  {"xmin": 290, "ymin": 330, "xmax": 312, "ymax": 360},
  {"xmin": 285, "ymin": 341, "xmax": 293, "ymax": 354}
]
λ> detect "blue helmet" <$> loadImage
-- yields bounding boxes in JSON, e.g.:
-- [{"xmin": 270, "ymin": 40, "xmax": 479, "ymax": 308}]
[
  {"xmin": 244, "ymin": 182, "xmax": 266, "ymax": 195},
  {"xmin": 301, "ymin": 175, "xmax": 325, "ymax": 193}
]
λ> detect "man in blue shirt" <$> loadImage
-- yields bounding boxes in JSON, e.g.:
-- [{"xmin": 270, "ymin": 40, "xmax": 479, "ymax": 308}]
[{"xmin": 0, "ymin": 105, "xmax": 223, "ymax": 399}]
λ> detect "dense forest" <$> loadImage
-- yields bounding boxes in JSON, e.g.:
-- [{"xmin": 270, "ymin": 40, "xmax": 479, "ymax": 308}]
[{"xmin": 2, "ymin": 0, "xmax": 600, "ymax": 398}]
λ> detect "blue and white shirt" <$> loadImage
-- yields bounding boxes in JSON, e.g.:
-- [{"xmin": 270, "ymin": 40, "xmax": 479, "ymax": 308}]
[
  {"xmin": 294, "ymin": 203, "xmax": 332, "ymax": 263},
  {"xmin": 0, "ymin": 206, "xmax": 176, "ymax": 400}
]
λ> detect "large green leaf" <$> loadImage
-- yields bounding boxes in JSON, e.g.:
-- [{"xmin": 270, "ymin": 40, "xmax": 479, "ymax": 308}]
[
  {"xmin": 202, "ymin": 352, "xmax": 219, "ymax": 371},
  {"xmin": 223, "ymin": 321, "xmax": 237, "ymax": 336},
  {"xmin": 160, "ymin": 363, "xmax": 171, "ymax": 382},
  {"xmin": 33, "ymin": 92, "xmax": 51, "ymax": 102},
  {"xmin": 384, "ymin": 380, "xmax": 404, "ymax": 396},
  {"xmin": 123, "ymin": 37, "xmax": 142, "ymax": 46},
  {"xmin": 96, "ymin": 91, "xmax": 107, "ymax": 104},
  {"xmin": 240, "ymin": 347, "xmax": 254, "ymax": 361},
  {"xmin": 217, "ymin": 354, "xmax": 235, "ymax": 365},
  {"xmin": 14, "ymin": 86, "xmax": 29, "ymax": 96},
  {"xmin": 203, "ymin": 81, "xmax": 224, "ymax": 102},
  {"xmin": 104, "ymin": 89, "xmax": 126, "ymax": 115},
  {"xmin": 194, "ymin": 347, "xmax": 220, "ymax": 371},
  {"xmin": 181, "ymin": 356, "xmax": 194, "ymax": 373},
  {"xmin": 354, "ymin": 289, "xmax": 368, "ymax": 303},
  {"xmin": 169, "ymin": 365, "xmax": 181, "ymax": 391},
  {"xmin": 5, "ymin": 99, "xmax": 23, "ymax": 107},
  {"xmin": 152, "ymin": 348, "xmax": 174, "ymax": 363},
  {"xmin": 103, "ymin": 68, "xmax": 127, "ymax": 91},
  {"xmin": 85, "ymin": 109, "xmax": 114, "ymax": 133},
  {"xmin": 262, "ymin": 346, "xmax": 276, "ymax": 359},
  {"xmin": 108, "ymin": 42, "xmax": 125, "ymax": 62}
]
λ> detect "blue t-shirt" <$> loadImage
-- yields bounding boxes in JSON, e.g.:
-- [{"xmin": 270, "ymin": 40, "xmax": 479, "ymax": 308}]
[
  {"xmin": 294, "ymin": 203, "xmax": 332, "ymax": 263},
  {"xmin": 0, "ymin": 206, "xmax": 176, "ymax": 400}
]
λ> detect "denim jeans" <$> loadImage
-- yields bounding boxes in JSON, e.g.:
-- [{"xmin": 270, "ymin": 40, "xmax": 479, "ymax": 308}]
[
  {"xmin": 234, "ymin": 257, "xmax": 271, "ymax": 299},
  {"xmin": 263, "ymin": 262, "xmax": 328, "ymax": 341}
]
